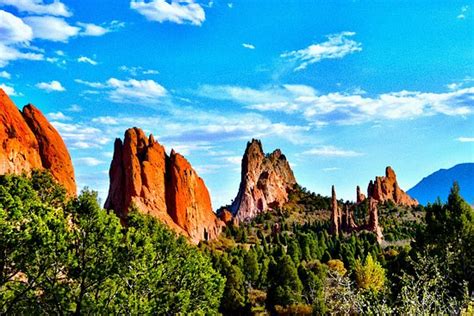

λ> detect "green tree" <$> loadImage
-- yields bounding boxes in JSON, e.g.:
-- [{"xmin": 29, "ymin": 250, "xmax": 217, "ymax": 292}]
[{"xmin": 354, "ymin": 254, "xmax": 386, "ymax": 294}]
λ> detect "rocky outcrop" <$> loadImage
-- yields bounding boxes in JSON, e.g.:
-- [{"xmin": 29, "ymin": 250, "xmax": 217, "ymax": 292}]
[
  {"xmin": 356, "ymin": 185, "xmax": 366, "ymax": 204},
  {"xmin": 330, "ymin": 185, "xmax": 340, "ymax": 235},
  {"xmin": 22, "ymin": 105, "xmax": 76, "ymax": 195},
  {"xmin": 230, "ymin": 139, "xmax": 296, "ymax": 221},
  {"xmin": 367, "ymin": 198, "xmax": 383, "ymax": 244},
  {"xmin": 367, "ymin": 166, "xmax": 418, "ymax": 207},
  {"xmin": 104, "ymin": 127, "xmax": 224, "ymax": 244},
  {"xmin": 342, "ymin": 203, "xmax": 358, "ymax": 232},
  {"xmin": 0, "ymin": 89, "xmax": 76, "ymax": 195},
  {"xmin": 331, "ymin": 186, "xmax": 358, "ymax": 236}
]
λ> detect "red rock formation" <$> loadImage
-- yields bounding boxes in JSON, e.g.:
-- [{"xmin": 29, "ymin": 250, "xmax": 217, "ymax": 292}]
[
  {"xmin": 330, "ymin": 185, "xmax": 340, "ymax": 235},
  {"xmin": 367, "ymin": 198, "xmax": 383, "ymax": 244},
  {"xmin": 230, "ymin": 139, "xmax": 296, "ymax": 221},
  {"xmin": 0, "ymin": 89, "xmax": 76, "ymax": 195},
  {"xmin": 342, "ymin": 203, "xmax": 358, "ymax": 232},
  {"xmin": 0, "ymin": 89, "xmax": 42, "ymax": 175},
  {"xmin": 356, "ymin": 185, "xmax": 366, "ymax": 203},
  {"xmin": 22, "ymin": 104, "xmax": 76, "ymax": 195},
  {"xmin": 367, "ymin": 166, "xmax": 418, "ymax": 207},
  {"xmin": 168, "ymin": 150, "xmax": 223, "ymax": 243},
  {"xmin": 218, "ymin": 208, "xmax": 234, "ymax": 225},
  {"xmin": 104, "ymin": 127, "xmax": 223, "ymax": 243}
]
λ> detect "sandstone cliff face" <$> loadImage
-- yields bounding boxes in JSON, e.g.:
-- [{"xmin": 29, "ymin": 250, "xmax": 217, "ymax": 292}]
[
  {"xmin": 0, "ymin": 89, "xmax": 42, "ymax": 175},
  {"xmin": 330, "ymin": 185, "xmax": 340, "ymax": 235},
  {"xmin": 230, "ymin": 139, "xmax": 296, "ymax": 221},
  {"xmin": 367, "ymin": 166, "xmax": 418, "ymax": 207},
  {"xmin": 104, "ymin": 127, "xmax": 223, "ymax": 243},
  {"xmin": 0, "ymin": 89, "xmax": 76, "ymax": 195},
  {"xmin": 22, "ymin": 104, "xmax": 76, "ymax": 195}
]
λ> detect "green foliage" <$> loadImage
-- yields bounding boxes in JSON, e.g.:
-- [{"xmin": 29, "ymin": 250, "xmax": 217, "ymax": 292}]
[
  {"xmin": 0, "ymin": 172, "xmax": 224, "ymax": 314},
  {"xmin": 354, "ymin": 254, "xmax": 386, "ymax": 294}
]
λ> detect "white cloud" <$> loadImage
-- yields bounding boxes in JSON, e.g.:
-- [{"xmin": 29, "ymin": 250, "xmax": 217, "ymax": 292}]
[
  {"xmin": 107, "ymin": 78, "xmax": 167, "ymax": 103},
  {"xmin": 303, "ymin": 146, "xmax": 363, "ymax": 157},
  {"xmin": 119, "ymin": 65, "xmax": 159, "ymax": 76},
  {"xmin": 457, "ymin": 5, "xmax": 469, "ymax": 19},
  {"xmin": 0, "ymin": 10, "xmax": 44, "ymax": 67},
  {"xmin": 281, "ymin": 31, "xmax": 362, "ymax": 71},
  {"xmin": 74, "ymin": 79, "xmax": 106, "ymax": 88},
  {"xmin": 143, "ymin": 69, "xmax": 159, "ymax": 75},
  {"xmin": 24, "ymin": 16, "xmax": 80, "ymax": 42},
  {"xmin": 77, "ymin": 56, "xmax": 97, "ymax": 65},
  {"xmin": 67, "ymin": 104, "xmax": 82, "ymax": 112},
  {"xmin": 242, "ymin": 43, "xmax": 255, "ymax": 49},
  {"xmin": 36, "ymin": 80, "xmax": 65, "ymax": 92},
  {"xmin": 92, "ymin": 116, "xmax": 119, "ymax": 125},
  {"xmin": 51, "ymin": 121, "xmax": 110, "ymax": 149},
  {"xmin": 76, "ymin": 77, "xmax": 168, "ymax": 104},
  {"xmin": 457, "ymin": 137, "xmax": 474, "ymax": 142},
  {"xmin": 75, "ymin": 157, "xmax": 105, "ymax": 166},
  {"xmin": 322, "ymin": 167, "xmax": 340, "ymax": 172},
  {"xmin": 0, "ymin": 70, "xmax": 10, "ymax": 78},
  {"xmin": 0, "ymin": 0, "xmax": 72, "ymax": 17},
  {"xmin": 77, "ymin": 22, "xmax": 109, "ymax": 36},
  {"xmin": 199, "ymin": 84, "xmax": 474, "ymax": 125},
  {"xmin": 47, "ymin": 111, "xmax": 71, "ymax": 121},
  {"xmin": 130, "ymin": 0, "xmax": 205, "ymax": 26},
  {"xmin": 0, "ymin": 43, "xmax": 43, "ymax": 67},
  {"xmin": 0, "ymin": 83, "xmax": 18, "ymax": 95},
  {"xmin": 0, "ymin": 10, "xmax": 33, "ymax": 43}
]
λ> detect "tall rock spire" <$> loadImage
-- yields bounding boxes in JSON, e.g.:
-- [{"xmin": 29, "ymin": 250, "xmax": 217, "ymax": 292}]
[{"xmin": 230, "ymin": 139, "xmax": 296, "ymax": 221}]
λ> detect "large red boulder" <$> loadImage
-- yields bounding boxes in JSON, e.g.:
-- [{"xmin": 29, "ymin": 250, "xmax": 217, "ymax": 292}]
[
  {"xmin": 104, "ymin": 127, "xmax": 224, "ymax": 243},
  {"xmin": 0, "ymin": 89, "xmax": 76, "ymax": 195}
]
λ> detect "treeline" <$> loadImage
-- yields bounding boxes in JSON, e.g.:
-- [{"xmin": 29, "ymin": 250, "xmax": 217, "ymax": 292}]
[
  {"xmin": 203, "ymin": 184, "xmax": 473, "ymax": 314},
  {"xmin": 0, "ymin": 172, "xmax": 223, "ymax": 314},
  {"xmin": 0, "ymin": 172, "xmax": 472, "ymax": 315}
]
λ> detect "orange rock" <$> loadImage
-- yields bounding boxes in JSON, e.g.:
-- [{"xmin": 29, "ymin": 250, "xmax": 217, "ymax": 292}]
[
  {"xmin": 0, "ymin": 89, "xmax": 76, "ymax": 195},
  {"xmin": 105, "ymin": 127, "xmax": 224, "ymax": 243},
  {"xmin": 218, "ymin": 208, "xmax": 234, "ymax": 225},
  {"xmin": 367, "ymin": 166, "xmax": 418, "ymax": 207},
  {"xmin": 22, "ymin": 104, "xmax": 76, "ymax": 195},
  {"xmin": 0, "ymin": 89, "xmax": 42, "ymax": 175},
  {"xmin": 168, "ymin": 150, "xmax": 224, "ymax": 244},
  {"xmin": 230, "ymin": 139, "xmax": 296, "ymax": 221},
  {"xmin": 367, "ymin": 198, "xmax": 383, "ymax": 244},
  {"xmin": 330, "ymin": 185, "xmax": 340, "ymax": 235}
]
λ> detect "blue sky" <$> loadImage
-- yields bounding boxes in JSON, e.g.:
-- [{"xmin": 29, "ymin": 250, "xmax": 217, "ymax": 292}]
[{"xmin": 1, "ymin": 0, "xmax": 473, "ymax": 207}]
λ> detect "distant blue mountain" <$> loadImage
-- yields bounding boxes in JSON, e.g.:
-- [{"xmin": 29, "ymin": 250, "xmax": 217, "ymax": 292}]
[{"xmin": 407, "ymin": 163, "xmax": 474, "ymax": 205}]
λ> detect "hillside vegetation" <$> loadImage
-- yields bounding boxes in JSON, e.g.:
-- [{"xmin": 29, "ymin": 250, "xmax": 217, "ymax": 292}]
[{"xmin": 0, "ymin": 173, "xmax": 472, "ymax": 315}]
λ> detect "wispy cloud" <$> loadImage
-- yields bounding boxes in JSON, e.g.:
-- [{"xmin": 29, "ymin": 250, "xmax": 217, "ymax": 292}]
[
  {"xmin": 303, "ymin": 146, "xmax": 363, "ymax": 157},
  {"xmin": 47, "ymin": 112, "xmax": 71, "ymax": 121},
  {"xmin": 0, "ymin": 70, "xmax": 10, "ymax": 79},
  {"xmin": 457, "ymin": 136, "xmax": 474, "ymax": 142},
  {"xmin": 281, "ymin": 31, "xmax": 362, "ymax": 71},
  {"xmin": 198, "ymin": 84, "xmax": 474, "ymax": 125},
  {"xmin": 75, "ymin": 157, "xmax": 106, "ymax": 166},
  {"xmin": 242, "ymin": 43, "xmax": 255, "ymax": 49},
  {"xmin": 130, "ymin": 0, "xmax": 205, "ymax": 26},
  {"xmin": 36, "ymin": 80, "xmax": 65, "ymax": 92},
  {"xmin": 457, "ymin": 5, "xmax": 469, "ymax": 19},
  {"xmin": 77, "ymin": 56, "xmax": 98, "ymax": 65}
]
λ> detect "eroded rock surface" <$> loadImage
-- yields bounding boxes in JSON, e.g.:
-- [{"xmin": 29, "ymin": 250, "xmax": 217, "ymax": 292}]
[
  {"xmin": 104, "ymin": 127, "xmax": 223, "ymax": 243},
  {"xmin": 230, "ymin": 139, "xmax": 296, "ymax": 221},
  {"xmin": 0, "ymin": 89, "xmax": 76, "ymax": 195}
]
